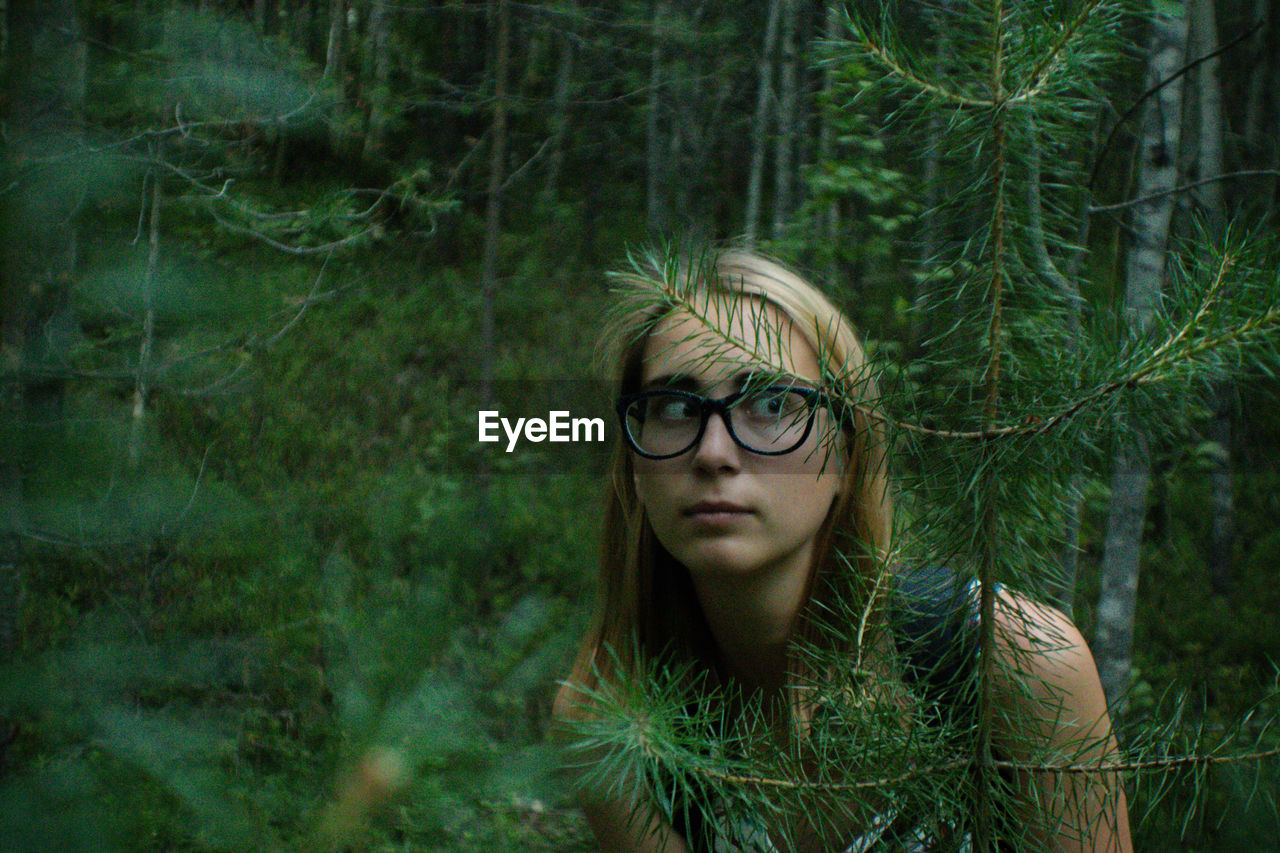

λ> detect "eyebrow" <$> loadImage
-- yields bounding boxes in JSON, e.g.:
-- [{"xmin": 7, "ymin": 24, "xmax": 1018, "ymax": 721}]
[
  {"xmin": 639, "ymin": 370, "xmax": 809, "ymax": 393},
  {"xmin": 639, "ymin": 372, "xmax": 715, "ymax": 392}
]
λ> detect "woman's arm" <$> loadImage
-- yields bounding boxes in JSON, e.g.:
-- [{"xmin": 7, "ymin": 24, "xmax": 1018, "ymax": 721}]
[
  {"xmin": 553, "ymin": 681, "xmax": 693, "ymax": 853},
  {"xmin": 991, "ymin": 592, "xmax": 1133, "ymax": 853},
  {"xmin": 578, "ymin": 791, "xmax": 693, "ymax": 853}
]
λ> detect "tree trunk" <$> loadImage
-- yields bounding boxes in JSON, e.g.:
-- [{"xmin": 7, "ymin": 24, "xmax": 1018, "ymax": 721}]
[
  {"xmin": 361, "ymin": 0, "xmax": 394, "ymax": 162},
  {"xmin": 322, "ymin": 0, "xmax": 349, "ymax": 159},
  {"xmin": 817, "ymin": 2, "xmax": 840, "ymax": 290},
  {"xmin": 1026, "ymin": 114, "xmax": 1088, "ymax": 614},
  {"xmin": 480, "ymin": 0, "xmax": 511, "ymax": 408},
  {"xmin": 1189, "ymin": 0, "xmax": 1224, "ymax": 226},
  {"xmin": 770, "ymin": 0, "xmax": 799, "ymax": 239},
  {"xmin": 293, "ymin": 0, "xmax": 317, "ymax": 59},
  {"xmin": 744, "ymin": 0, "xmax": 781, "ymax": 247},
  {"xmin": 1, "ymin": 0, "xmax": 86, "ymax": 656},
  {"xmin": 909, "ymin": 0, "xmax": 953, "ymax": 353},
  {"xmin": 645, "ymin": 0, "xmax": 669, "ymax": 235},
  {"xmin": 129, "ymin": 168, "xmax": 162, "ymax": 469},
  {"xmin": 324, "ymin": 0, "xmax": 347, "ymax": 84},
  {"xmin": 1241, "ymin": 0, "xmax": 1274, "ymax": 200},
  {"xmin": 541, "ymin": 8, "xmax": 576, "ymax": 205},
  {"xmin": 1189, "ymin": 0, "xmax": 1233, "ymax": 595},
  {"xmin": 1094, "ymin": 3, "xmax": 1189, "ymax": 711},
  {"xmin": 254, "ymin": 0, "xmax": 278, "ymax": 36},
  {"xmin": 1207, "ymin": 386, "xmax": 1234, "ymax": 595}
]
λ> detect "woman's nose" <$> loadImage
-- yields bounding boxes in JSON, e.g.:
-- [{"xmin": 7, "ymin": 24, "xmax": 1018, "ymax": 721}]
[{"xmin": 692, "ymin": 410, "xmax": 741, "ymax": 471}]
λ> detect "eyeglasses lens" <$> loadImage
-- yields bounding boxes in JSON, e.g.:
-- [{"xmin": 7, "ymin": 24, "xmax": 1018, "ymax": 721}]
[{"xmin": 624, "ymin": 389, "xmax": 813, "ymax": 457}]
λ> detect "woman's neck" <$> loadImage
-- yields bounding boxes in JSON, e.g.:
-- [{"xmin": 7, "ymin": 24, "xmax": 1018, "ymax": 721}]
[{"xmin": 690, "ymin": 563, "xmax": 812, "ymax": 695}]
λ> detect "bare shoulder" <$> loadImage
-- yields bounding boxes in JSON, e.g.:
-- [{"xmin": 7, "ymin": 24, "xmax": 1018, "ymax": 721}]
[
  {"xmin": 552, "ymin": 678, "xmax": 584, "ymax": 727},
  {"xmin": 989, "ymin": 590, "xmax": 1133, "ymax": 852},
  {"xmin": 989, "ymin": 588, "xmax": 1110, "ymax": 724}
]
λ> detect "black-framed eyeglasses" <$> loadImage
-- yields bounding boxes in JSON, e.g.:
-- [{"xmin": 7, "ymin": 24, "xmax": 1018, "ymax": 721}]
[{"xmin": 615, "ymin": 386, "xmax": 830, "ymax": 460}]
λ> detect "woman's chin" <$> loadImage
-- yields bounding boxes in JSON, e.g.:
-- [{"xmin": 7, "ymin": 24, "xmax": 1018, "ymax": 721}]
[{"xmin": 675, "ymin": 541, "xmax": 768, "ymax": 578}]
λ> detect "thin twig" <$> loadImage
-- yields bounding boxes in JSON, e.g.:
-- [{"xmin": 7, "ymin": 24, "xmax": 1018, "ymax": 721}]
[
  {"xmin": 208, "ymin": 209, "xmax": 375, "ymax": 255},
  {"xmin": 499, "ymin": 135, "xmax": 555, "ymax": 193},
  {"xmin": 160, "ymin": 443, "xmax": 214, "ymax": 538},
  {"xmin": 1088, "ymin": 21, "xmax": 1262, "ymax": 189},
  {"xmin": 992, "ymin": 747, "xmax": 1280, "ymax": 776},
  {"xmin": 260, "ymin": 254, "xmax": 333, "ymax": 348},
  {"xmin": 1089, "ymin": 170, "xmax": 1280, "ymax": 213}
]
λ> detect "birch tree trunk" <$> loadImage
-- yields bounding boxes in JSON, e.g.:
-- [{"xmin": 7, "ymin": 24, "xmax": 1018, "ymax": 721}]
[
  {"xmin": 1094, "ymin": 3, "xmax": 1189, "ymax": 710},
  {"xmin": 744, "ymin": 0, "xmax": 781, "ymax": 247}
]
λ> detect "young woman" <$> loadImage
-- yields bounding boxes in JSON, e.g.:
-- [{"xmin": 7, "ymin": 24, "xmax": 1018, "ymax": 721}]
[{"xmin": 554, "ymin": 248, "xmax": 1132, "ymax": 852}]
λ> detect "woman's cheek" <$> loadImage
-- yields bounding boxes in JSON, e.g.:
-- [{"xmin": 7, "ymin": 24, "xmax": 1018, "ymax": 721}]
[{"xmin": 633, "ymin": 467, "xmax": 680, "ymax": 536}]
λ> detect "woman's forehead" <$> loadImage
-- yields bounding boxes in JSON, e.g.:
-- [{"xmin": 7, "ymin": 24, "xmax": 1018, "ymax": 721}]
[{"xmin": 639, "ymin": 298, "xmax": 821, "ymax": 383}]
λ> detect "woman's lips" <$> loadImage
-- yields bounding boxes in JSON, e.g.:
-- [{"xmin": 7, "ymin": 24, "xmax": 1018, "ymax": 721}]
[{"xmin": 682, "ymin": 501, "xmax": 754, "ymax": 525}]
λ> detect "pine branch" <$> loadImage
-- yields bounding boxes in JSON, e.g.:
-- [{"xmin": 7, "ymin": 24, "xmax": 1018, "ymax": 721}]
[
  {"xmin": 692, "ymin": 758, "xmax": 971, "ymax": 792},
  {"xmin": 596, "ymin": 718, "xmax": 1280, "ymax": 793},
  {"xmin": 851, "ymin": 0, "xmax": 1108, "ymax": 111},
  {"xmin": 858, "ymin": 245, "xmax": 1280, "ymax": 442},
  {"xmin": 680, "ymin": 747, "xmax": 1280, "ymax": 791},
  {"xmin": 1009, "ymin": 0, "xmax": 1108, "ymax": 105},
  {"xmin": 845, "ymin": 12, "xmax": 993, "ymax": 109},
  {"xmin": 971, "ymin": 4, "xmax": 1015, "ymax": 843}
]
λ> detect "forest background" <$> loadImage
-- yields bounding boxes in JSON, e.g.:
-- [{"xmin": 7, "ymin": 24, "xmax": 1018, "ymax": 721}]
[{"xmin": 2, "ymin": 0, "xmax": 1280, "ymax": 850}]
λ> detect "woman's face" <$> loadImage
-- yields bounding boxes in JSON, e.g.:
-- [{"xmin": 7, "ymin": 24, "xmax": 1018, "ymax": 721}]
[{"xmin": 632, "ymin": 297, "xmax": 844, "ymax": 584}]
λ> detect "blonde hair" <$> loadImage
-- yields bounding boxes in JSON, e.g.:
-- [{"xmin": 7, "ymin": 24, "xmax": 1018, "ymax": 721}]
[{"xmin": 558, "ymin": 247, "xmax": 894, "ymax": 717}]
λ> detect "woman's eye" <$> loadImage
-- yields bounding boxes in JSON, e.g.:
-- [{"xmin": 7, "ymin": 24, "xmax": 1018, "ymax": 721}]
[
  {"xmin": 748, "ymin": 395, "xmax": 783, "ymax": 416},
  {"xmin": 743, "ymin": 389, "xmax": 801, "ymax": 419},
  {"xmin": 650, "ymin": 396, "xmax": 698, "ymax": 421}
]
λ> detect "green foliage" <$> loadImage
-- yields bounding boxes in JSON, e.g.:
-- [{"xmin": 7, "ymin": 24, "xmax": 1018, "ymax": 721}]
[
  {"xmin": 3, "ymin": 0, "xmax": 1279, "ymax": 848},
  {"xmin": 563, "ymin": 0, "xmax": 1280, "ymax": 849}
]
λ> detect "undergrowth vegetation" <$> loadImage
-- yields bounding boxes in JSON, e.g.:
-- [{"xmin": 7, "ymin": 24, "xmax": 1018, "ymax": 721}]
[{"xmin": 4, "ymin": 1, "xmax": 1280, "ymax": 849}]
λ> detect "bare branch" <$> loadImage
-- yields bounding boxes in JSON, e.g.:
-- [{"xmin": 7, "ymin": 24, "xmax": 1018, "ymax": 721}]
[
  {"xmin": 1089, "ymin": 21, "xmax": 1262, "ymax": 189},
  {"xmin": 207, "ymin": 208, "xmax": 375, "ymax": 255},
  {"xmin": 499, "ymin": 135, "xmax": 555, "ymax": 193},
  {"xmin": 260, "ymin": 254, "xmax": 335, "ymax": 348},
  {"xmin": 1089, "ymin": 170, "xmax": 1280, "ymax": 213}
]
